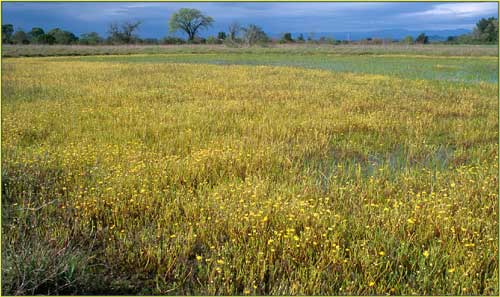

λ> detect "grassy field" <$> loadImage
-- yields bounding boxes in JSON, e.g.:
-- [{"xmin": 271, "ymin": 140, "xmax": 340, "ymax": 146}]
[
  {"xmin": 59, "ymin": 53, "xmax": 498, "ymax": 83},
  {"xmin": 2, "ymin": 43, "xmax": 499, "ymax": 57},
  {"xmin": 1, "ymin": 47, "xmax": 499, "ymax": 295}
]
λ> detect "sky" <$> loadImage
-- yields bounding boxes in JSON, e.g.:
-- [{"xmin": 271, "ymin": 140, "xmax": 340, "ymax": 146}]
[{"xmin": 2, "ymin": 2, "xmax": 498, "ymax": 39}]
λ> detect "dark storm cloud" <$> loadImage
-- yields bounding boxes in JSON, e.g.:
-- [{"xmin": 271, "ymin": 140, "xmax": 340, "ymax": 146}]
[{"xmin": 2, "ymin": 2, "xmax": 498, "ymax": 38}]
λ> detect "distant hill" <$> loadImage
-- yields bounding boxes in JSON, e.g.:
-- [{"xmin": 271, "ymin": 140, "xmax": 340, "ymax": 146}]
[{"xmin": 270, "ymin": 29, "xmax": 471, "ymax": 41}]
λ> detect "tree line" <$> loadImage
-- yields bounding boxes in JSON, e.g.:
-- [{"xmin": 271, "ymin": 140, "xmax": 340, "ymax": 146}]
[{"xmin": 1, "ymin": 8, "xmax": 498, "ymax": 46}]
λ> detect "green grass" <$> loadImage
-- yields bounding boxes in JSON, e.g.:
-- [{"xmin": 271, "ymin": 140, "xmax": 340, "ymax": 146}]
[{"xmin": 57, "ymin": 52, "xmax": 499, "ymax": 83}]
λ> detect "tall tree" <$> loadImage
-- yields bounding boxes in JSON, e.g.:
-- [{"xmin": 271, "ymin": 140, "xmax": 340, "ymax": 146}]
[
  {"xmin": 168, "ymin": 8, "xmax": 214, "ymax": 41},
  {"xmin": 473, "ymin": 17, "xmax": 498, "ymax": 43},
  {"xmin": 2, "ymin": 24, "xmax": 14, "ymax": 44}
]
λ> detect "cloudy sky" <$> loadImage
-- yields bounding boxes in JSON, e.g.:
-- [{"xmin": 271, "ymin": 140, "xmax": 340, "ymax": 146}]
[{"xmin": 2, "ymin": 2, "xmax": 498, "ymax": 38}]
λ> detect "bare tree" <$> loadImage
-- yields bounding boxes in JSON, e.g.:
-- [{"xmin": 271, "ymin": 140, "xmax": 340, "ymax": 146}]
[
  {"xmin": 228, "ymin": 22, "xmax": 241, "ymax": 41},
  {"xmin": 121, "ymin": 21, "xmax": 141, "ymax": 43},
  {"xmin": 108, "ymin": 21, "xmax": 141, "ymax": 44},
  {"xmin": 242, "ymin": 24, "xmax": 268, "ymax": 46}
]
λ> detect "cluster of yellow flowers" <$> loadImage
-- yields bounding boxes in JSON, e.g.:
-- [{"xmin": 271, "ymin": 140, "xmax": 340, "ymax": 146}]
[{"xmin": 2, "ymin": 58, "xmax": 497, "ymax": 295}]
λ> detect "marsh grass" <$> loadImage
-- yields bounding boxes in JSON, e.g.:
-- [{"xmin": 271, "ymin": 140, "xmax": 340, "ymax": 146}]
[
  {"xmin": 54, "ymin": 53, "xmax": 499, "ymax": 83},
  {"xmin": 1, "ymin": 58, "xmax": 498, "ymax": 295}
]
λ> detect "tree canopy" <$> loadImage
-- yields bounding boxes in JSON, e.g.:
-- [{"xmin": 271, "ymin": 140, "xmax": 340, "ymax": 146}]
[
  {"xmin": 415, "ymin": 33, "xmax": 429, "ymax": 44},
  {"xmin": 473, "ymin": 17, "xmax": 498, "ymax": 43},
  {"xmin": 280, "ymin": 32, "xmax": 294, "ymax": 43},
  {"xmin": 401, "ymin": 35, "xmax": 414, "ymax": 45},
  {"xmin": 47, "ymin": 28, "xmax": 78, "ymax": 45},
  {"xmin": 2, "ymin": 24, "xmax": 14, "ymax": 44},
  {"xmin": 168, "ymin": 8, "xmax": 214, "ymax": 41},
  {"xmin": 12, "ymin": 30, "xmax": 29, "ymax": 44},
  {"xmin": 28, "ymin": 28, "xmax": 44, "ymax": 44},
  {"xmin": 79, "ymin": 32, "xmax": 103, "ymax": 45}
]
